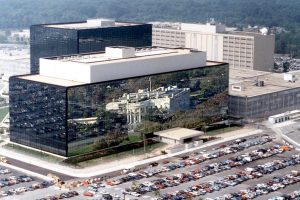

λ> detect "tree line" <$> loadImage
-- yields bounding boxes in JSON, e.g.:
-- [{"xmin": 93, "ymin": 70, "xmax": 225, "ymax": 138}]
[
  {"xmin": 0, "ymin": 0, "xmax": 299, "ymax": 57},
  {"xmin": 0, "ymin": 0, "xmax": 299, "ymax": 28}
]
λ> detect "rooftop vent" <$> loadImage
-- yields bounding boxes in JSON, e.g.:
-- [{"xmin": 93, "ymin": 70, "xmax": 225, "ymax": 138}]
[
  {"xmin": 105, "ymin": 46, "xmax": 135, "ymax": 59},
  {"xmin": 256, "ymin": 80, "xmax": 265, "ymax": 87},
  {"xmin": 231, "ymin": 84, "xmax": 243, "ymax": 91},
  {"xmin": 86, "ymin": 19, "xmax": 115, "ymax": 27},
  {"xmin": 260, "ymin": 27, "xmax": 268, "ymax": 35}
]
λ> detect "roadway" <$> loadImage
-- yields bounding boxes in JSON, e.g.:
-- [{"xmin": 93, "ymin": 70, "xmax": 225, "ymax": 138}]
[{"xmin": 5, "ymin": 157, "xmax": 75, "ymax": 181}]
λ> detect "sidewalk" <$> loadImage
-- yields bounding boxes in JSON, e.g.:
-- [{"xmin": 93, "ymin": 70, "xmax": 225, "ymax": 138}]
[{"xmin": 0, "ymin": 128, "xmax": 263, "ymax": 178}]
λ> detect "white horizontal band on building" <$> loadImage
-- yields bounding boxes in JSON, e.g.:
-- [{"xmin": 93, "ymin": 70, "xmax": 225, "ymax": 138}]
[{"xmin": 39, "ymin": 46, "xmax": 207, "ymax": 84}]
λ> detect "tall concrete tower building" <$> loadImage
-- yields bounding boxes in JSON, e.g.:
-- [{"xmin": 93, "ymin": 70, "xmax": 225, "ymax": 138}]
[{"xmin": 152, "ymin": 22, "xmax": 274, "ymax": 72}]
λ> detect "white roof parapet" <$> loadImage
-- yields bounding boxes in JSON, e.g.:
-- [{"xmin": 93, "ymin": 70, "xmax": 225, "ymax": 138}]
[
  {"xmin": 86, "ymin": 19, "xmax": 115, "ymax": 27},
  {"xmin": 229, "ymin": 68, "xmax": 300, "ymax": 97},
  {"xmin": 105, "ymin": 46, "xmax": 135, "ymax": 59},
  {"xmin": 152, "ymin": 21, "xmax": 226, "ymax": 33},
  {"xmin": 45, "ymin": 19, "xmax": 138, "ymax": 29}
]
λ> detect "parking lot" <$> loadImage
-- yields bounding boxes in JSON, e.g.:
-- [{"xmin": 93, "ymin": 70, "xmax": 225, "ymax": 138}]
[
  {"xmin": 83, "ymin": 134, "xmax": 300, "ymax": 200},
  {"xmin": 0, "ymin": 164, "xmax": 54, "ymax": 199},
  {"xmin": 2, "ymin": 132, "xmax": 300, "ymax": 200}
]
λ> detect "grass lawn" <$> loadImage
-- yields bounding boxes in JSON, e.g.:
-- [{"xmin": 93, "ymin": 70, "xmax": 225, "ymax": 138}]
[
  {"xmin": 68, "ymin": 145, "xmax": 95, "ymax": 157},
  {"xmin": 0, "ymin": 107, "xmax": 8, "ymax": 122},
  {"xmin": 120, "ymin": 135, "xmax": 142, "ymax": 145},
  {"xmin": 205, "ymin": 126, "xmax": 242, "ymax": 136},
  {"xmin": 77, "ymin": 142, "xmax": 166, "ymax": 168},
  {"xmin": 68, "ymin": 135, "xmax": 143, "ymax": 156}
]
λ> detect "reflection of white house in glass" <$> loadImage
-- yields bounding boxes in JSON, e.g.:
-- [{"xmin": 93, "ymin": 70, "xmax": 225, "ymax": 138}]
[{"xmin": 106, "ymin": 86, "xmax": 190, "ymax": 125}]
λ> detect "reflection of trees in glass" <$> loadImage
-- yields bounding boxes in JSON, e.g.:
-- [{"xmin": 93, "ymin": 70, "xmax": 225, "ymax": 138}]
[
  {"xmin": 136, "ymin": 120, "xmax": 163, "ymax": 134},
  {"xmin": 96, "ymin": 109, "xmax": 127, "ymax": 134},
  {"xmin": 152, "ymin": 72, "xmax": 190, "ymax": 88},
  {"xmin": 68, "ymin": 109, "xmax": 127, "ymax": 144},
  {"xmin": 68, "ymin": 85, "xmax": 107, "ymax": 119},
  {"xmin": 67, "ymin": 65, "xmax": 229, "ymax": 150},
  {"xmin": 93, "ymin": 129, "xmax": 127, "ymax": 150},
  {"xmin": 143, "ymin": 107, "xmax": 170, "ymax": 123},
  {"xmin": 138, "ymin": 90, "xmax": 228, "ymax": 134},
  {"xmin": 131, "ymin": 66, "xmax": 229, "ymax": 134}
]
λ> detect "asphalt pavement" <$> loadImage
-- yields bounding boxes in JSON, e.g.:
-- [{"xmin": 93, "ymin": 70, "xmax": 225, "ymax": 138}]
[{"xmin": 5, "ymin": 157, "xmax": 75, "ymax": 181}]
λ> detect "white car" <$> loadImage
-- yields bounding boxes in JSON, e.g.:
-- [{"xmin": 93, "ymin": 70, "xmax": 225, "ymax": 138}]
[
  {"xmin": 0, "ymin": 191, "xmax": 8, "ymax": 196},
  {"xmin": 130, "ymin": 192, "xmax": 141, "ymax": 197},
  {"xmin": 15, "ymin": 187, "xmax": 27, "ymax": 193}
]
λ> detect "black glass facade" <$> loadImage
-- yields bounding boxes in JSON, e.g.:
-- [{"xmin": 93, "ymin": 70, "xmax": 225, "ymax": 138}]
[
  {"xmin": 9, "ymin": 77, "xmax": 67, "ymax": 156},
  {"xmin": 10, "ymin": 63, "xmax": 229, "ymax": 157},
  {"xmin": 30, "ymin": 23, "xmax": 152, "ymax": 74},
  {"xmin": 30, "ymin": 25, "xmax": 78, "ymax": 74},
  {"xmin": 78, "ymin": 25, "xmax": 152, "ymax": 53}
]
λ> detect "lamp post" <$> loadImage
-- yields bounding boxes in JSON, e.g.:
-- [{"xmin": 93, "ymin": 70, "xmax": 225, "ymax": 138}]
[{"xmin": 143, "ymin": 132, "xmax": 146, "ymax": 153}]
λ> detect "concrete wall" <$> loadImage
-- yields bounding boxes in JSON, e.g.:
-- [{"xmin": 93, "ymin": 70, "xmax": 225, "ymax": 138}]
[
  {"xmin": 161, "ymin": 137, "xmax": 177, "ymax": 144},
  {"xmin": 222, "ymin": 35, "xmax": 254, "ymax": 70},
  {"xmin": 229, "ymin": 88, "xmax": 300, "ymax": 120},
  {"xmin": 181, "ymin": 23, "xmax": 225, "ymax": 34},
  {"xmin": 185, "ymin": 33, "xmax": 223, "ymax": 62},
  {"xmin": 253, "ymin": 34, "xmax": 275, "ymax": 72},
  {"xmin": 40, "ymin": 58, "xmax": 91, "ymax": 83},
  {"xmin": 89, "ymin": 51, "xmax": 206, "ymax": 83},
  {"xmin": 152, "ymin": 29, "xmax": 185, "ymax": 48}
]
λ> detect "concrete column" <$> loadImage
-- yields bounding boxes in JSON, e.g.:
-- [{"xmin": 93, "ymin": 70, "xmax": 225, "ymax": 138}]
[
  {"xmin": 133, "ymin": 112, "xmax": 136, "ymax": 124},
  {"xmin": 139, "ymin": 108, "xmax": 142, "ymax": 123},
  {"xmin": 129, "ymin": 111, "xmax": 132, "ymax": 124},
  {"xmin": 127, "ymin": 110, "xmax": 130, "ymax": 123}
]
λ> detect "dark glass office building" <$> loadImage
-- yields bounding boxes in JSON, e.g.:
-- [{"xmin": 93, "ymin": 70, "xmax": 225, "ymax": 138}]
[
  {"xmin": 30, "ymin": 20, "xmax": 152, "ymax": 73},
  {"xmin": 10, "ymin": 63, "xmax": 229, "ymax": 157}
]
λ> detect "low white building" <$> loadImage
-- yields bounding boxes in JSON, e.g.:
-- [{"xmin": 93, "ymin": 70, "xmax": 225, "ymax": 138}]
[
  {"xmin": 154, "ymin": 127, "xmax": 204, "ymax": 145},
  {"xmin": 229, "ymin": 69, "xmax": 300, "ymax": 120},
  {"xmin": 268, "ymin": 110, "xmax": 300, "ymax": 124}
]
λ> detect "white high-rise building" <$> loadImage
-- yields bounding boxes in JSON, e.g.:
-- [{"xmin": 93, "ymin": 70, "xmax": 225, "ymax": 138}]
[{"xmin": 152, "ymin": 22, "xmax": 275, "ymax": 72}]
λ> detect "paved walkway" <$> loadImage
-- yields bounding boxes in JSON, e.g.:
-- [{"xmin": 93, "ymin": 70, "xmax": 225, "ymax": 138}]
[{"xmin": 0, "ymin": 128, "xmax": 263, "ymax": 178}]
